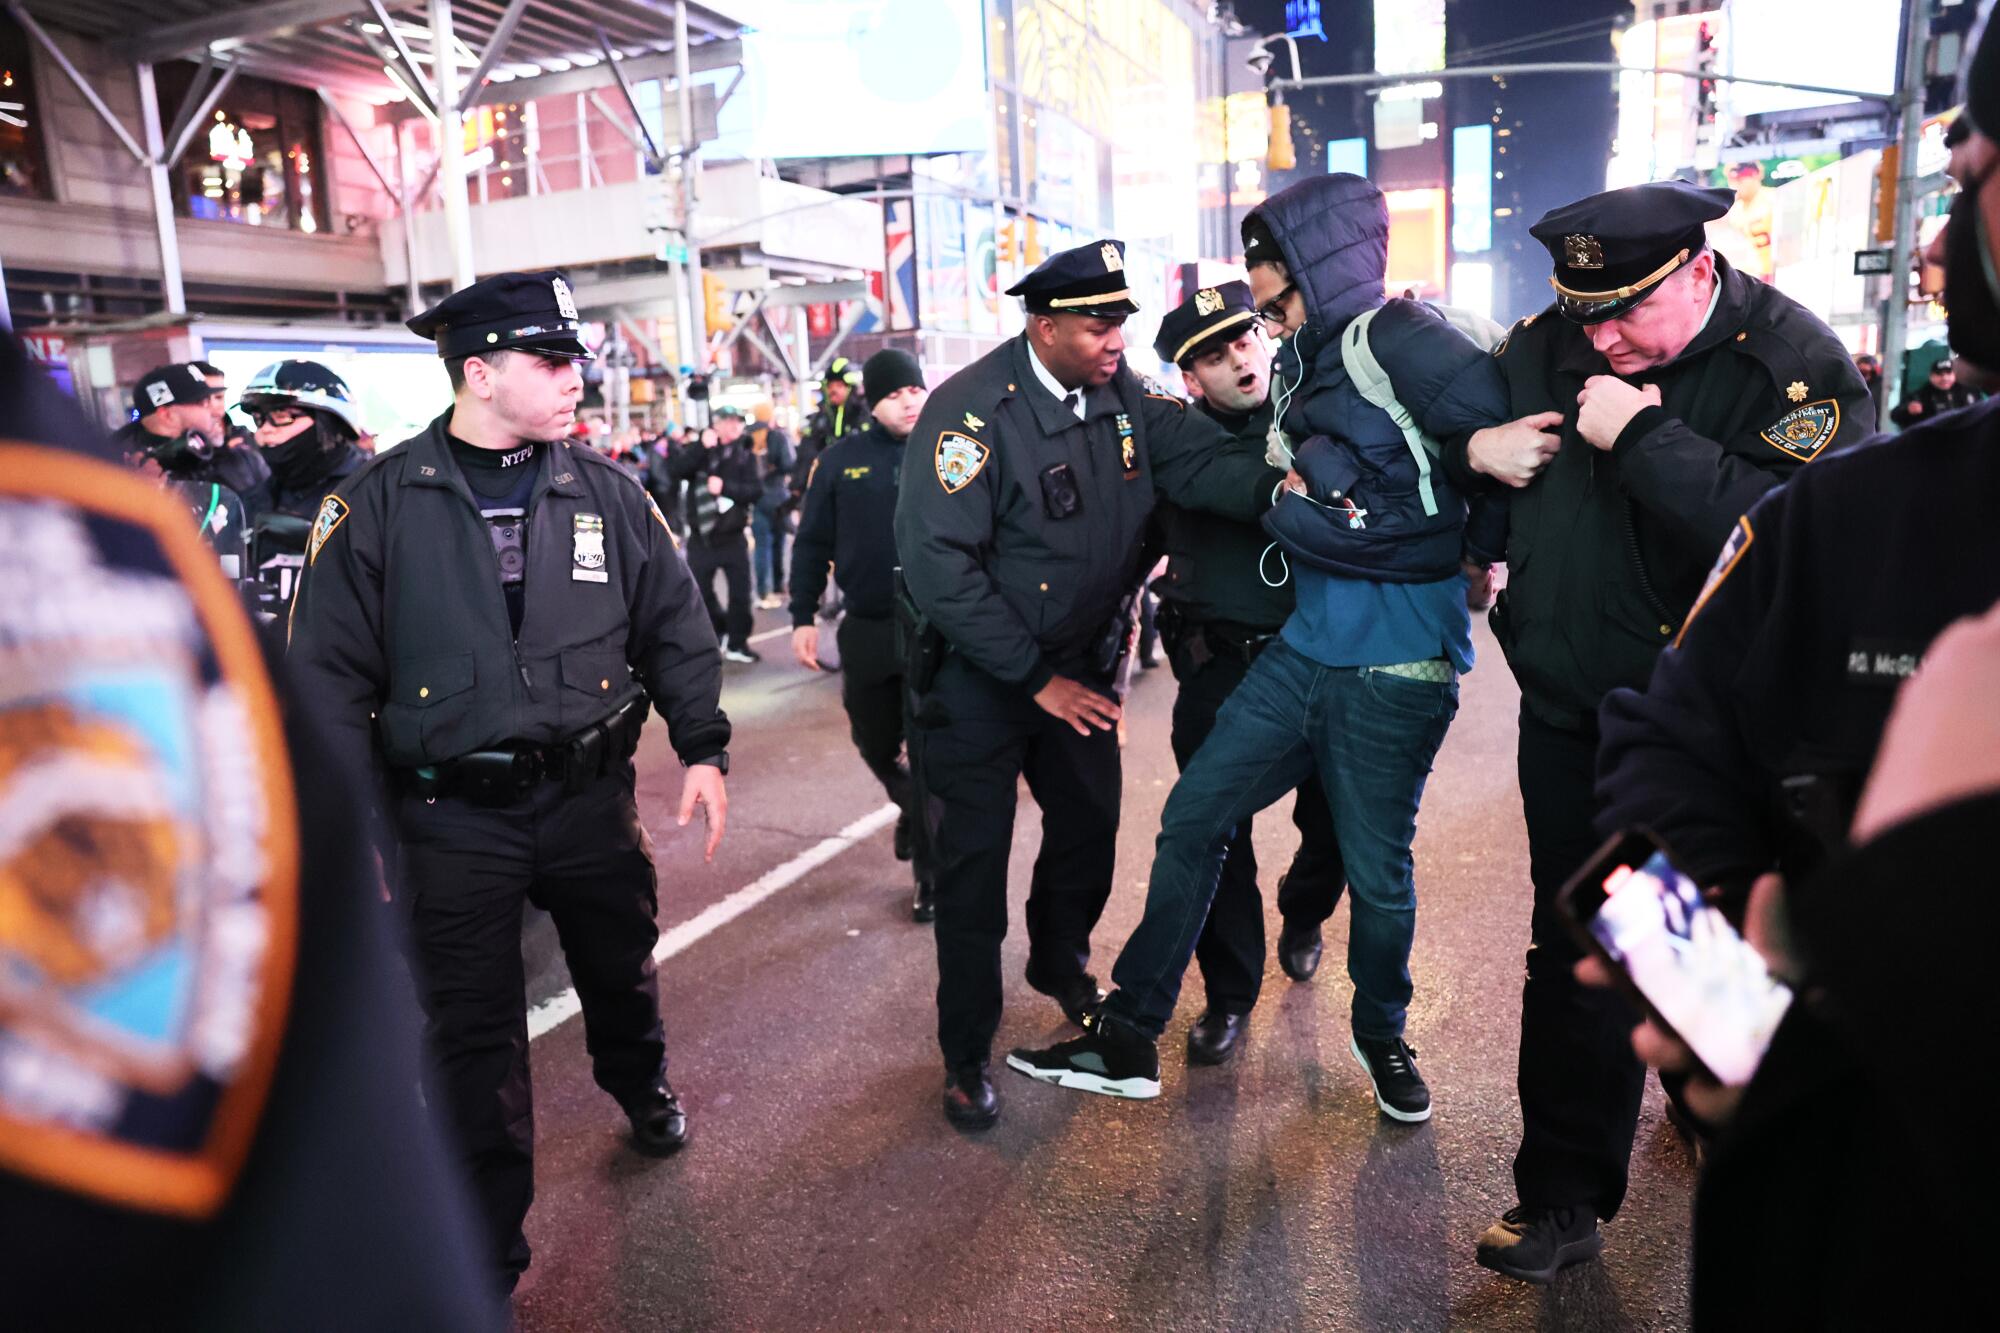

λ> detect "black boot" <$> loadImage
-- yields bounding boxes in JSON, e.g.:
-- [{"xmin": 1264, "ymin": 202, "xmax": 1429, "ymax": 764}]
[
  {"xmin": 943, "ymin": 1064, "xmax": 999, "ymax": 1130},
  {"xmin": 623, "ymin": 1080, "xmax": 690, "ymax": 1156},
  {"xmin": 912, "ymin": 876, "xmax": 936, "ymax": 923}
]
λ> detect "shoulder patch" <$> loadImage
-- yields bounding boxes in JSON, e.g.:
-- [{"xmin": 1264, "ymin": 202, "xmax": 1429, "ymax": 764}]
[
  {"xmin": 1674, "ymin": 516, "xmax": 1754, "ymax": 648},
  {"xmin": 1144, "ymin": 392, "xmax": 1186, "ymax": 411},
  {"xmin": 0, "ymin": 445, "xmax": 299, "ymax": 1219},
  {"xmin": 933, "ymin": 431, "xmax": 991, "ymax": 494},
  {"xmin": 306, "ymin": 494, "xmax": 349, "ymax": 565},
  {"xmin": 644, "ymin": 494, "xmax": 680, "ymax": 549},
  {"xmin": 1759, "ymin": 399, "xmax": 1839, "ymax": 462},
  {"xmin": 805, "ymin": 456, "xmax": 821, "ymax": 491}
]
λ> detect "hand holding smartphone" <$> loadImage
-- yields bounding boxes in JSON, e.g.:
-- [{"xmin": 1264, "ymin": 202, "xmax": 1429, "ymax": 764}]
[{"xmin": 1559, "ymin": 830, "xmax": 1793, "ymax": 1087}]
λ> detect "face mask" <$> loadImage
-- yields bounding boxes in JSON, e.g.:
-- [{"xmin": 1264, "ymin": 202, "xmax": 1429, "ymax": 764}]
[
  {"xmin": 259, "ymin": 417, "xmax": 324, "ymax": 476},
  {"xmin": 1944, "ymin": 168, "xmax": 2000, "ymax": 373}
]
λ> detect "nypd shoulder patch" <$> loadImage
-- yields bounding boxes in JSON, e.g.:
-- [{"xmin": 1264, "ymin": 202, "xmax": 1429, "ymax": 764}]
[
  {"xmin": 306, "ymin": 494, "xmax": 349, "ymax": 565},
  {"xmin": 934, "ymin": 431, "xmax": 991, "ymax": 494},
  {"xmin": 1758, "ymin": 399, "xmax": 1839, "ymax": 462},
  {"xmin": 1674, "ymin": 515, "xmax": 1755, "ymax": 649}
]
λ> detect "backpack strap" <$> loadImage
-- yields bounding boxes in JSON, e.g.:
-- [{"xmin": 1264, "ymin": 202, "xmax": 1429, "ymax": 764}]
[{"xmin": 1339, "ymin": 307, "xmax": 1439, "ymax": 517}]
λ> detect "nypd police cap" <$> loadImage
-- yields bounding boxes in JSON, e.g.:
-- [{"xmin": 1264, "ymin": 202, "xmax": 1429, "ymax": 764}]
[
  {"xmin": 1529, "ymin": 180, "xmax": 1732, "ymax": 324},
  {"xmin": 1154, "ymin": 280, "xmax": 1257, "ymax": 366},
  {"xmin": 1005, "ymin": 238, "xmax": 1141, "ymax": 318},
  {"xmin": 406, "ymin": 269, "xmax": 594, "ymax": 360}
]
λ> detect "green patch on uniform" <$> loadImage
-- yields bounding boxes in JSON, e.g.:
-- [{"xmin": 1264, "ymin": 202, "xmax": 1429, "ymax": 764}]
[
  {"xmin": 1759, "ymin": 399, "xmax": 1839, "ymax": 461},
  {"xmin": 307, "ymin": 494, "xmax": 348, "ymax": 565},
  {"xmin": 934, "ymin": 431, "xmax": 990, "ymax": 494}
]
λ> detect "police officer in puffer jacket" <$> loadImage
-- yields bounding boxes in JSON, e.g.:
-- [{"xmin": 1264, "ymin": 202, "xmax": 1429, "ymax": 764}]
[{"xmin": 1007, "ymin": 174, "xmax": 1511, "ymax": 1120}]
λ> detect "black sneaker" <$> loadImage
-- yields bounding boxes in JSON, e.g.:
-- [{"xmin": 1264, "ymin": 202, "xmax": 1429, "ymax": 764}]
[
  {"xmin": 893, "ymin": 812, "xmax": 915, "ymax": 862},
  {"xmin": 1474, "ymin": 1205, "xmax": 1604, "ymax": 1284},
  {"xmin": 722, "ymin": 644, "xmax": 762, "ymax": 664},
  {"xmin": 911, "ymin": 877, "xmax": 936, "ymax": 923},
  {"xmin": 1349, "ymin": 1034, "xmax": 1431, "ymax": 1122},
  {"xmin": 1006, "ymin": 1010, "xmax": 1161, "ymax": 1099}
]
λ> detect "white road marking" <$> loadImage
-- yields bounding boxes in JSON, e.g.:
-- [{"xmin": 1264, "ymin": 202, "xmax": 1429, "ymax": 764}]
[
  {"xmin": 526, "ymin": 801, "xmax": 900, "ymax": 1040},
  {"xmin": 747, "ymin": 623, "xmax": 791, "ymax": 644}
]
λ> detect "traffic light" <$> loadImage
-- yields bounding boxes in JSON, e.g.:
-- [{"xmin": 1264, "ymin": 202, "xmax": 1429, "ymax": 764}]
[
  {"xmin": 1695, "ymin": 22, "xmax": 1718, "ymax": 125},
  {"xmin": 686, "ymin": 373, "xmax": 710, "ymax": 402},
  {"xmin": 1875, "ymin": 144, "xmax": 1899, "ymax": 245},
  {"xmin": 1268, "ymin": 100, "xmax": 1296, "ymax": 171},
  {"xmin": 701, "ymin": 271, "xmax": 729, "ymax": 338}
]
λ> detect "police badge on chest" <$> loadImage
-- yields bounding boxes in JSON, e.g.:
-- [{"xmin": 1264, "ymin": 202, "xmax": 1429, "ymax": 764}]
[{"xmin": 572, "ymin": 513, "xmax": 608, "ymax": 582}]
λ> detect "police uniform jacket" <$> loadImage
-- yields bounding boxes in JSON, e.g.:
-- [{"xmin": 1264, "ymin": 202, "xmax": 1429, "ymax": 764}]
[
  {"xmin": 1439, "ymin": 256, "xmax": 1872, "ymax": 729},
  {"xmin": 1150, "ymin": 394, "xmax": 1293, "ymax": 635},
  {"xmin": 1595, "ymin": 402, "xmax": 2000, "ymax": 891},
  {"xmin": 895, "ymin": 335, "xmax": 1283, "ymax": 694},
  {"xmin": 287, "ymin": 410, "xmax": 729, "ymax": 778},
  {"xmin": 789, "ymin": 418, "xmax": 904, "ymax": 625}
]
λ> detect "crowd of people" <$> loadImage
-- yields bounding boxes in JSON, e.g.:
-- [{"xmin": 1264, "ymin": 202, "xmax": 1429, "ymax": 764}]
[{"xmin": 9, "ymin": 26, "xmax": 2000, "ymax": 1331}]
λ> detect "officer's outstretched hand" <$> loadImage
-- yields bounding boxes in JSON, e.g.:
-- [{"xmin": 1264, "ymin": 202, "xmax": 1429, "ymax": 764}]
[
  {"xmin": 678, "ymin": 764, "xmax": 728, "ymax": 861},
  {"xmin": 1466, "ymin": 411, "xmax": 1564, "ymax": 487},
  {"xmin": 791, "ymin": 624, "xmax": 821, "ymax": 671},
  {"xmin": 1035, "ymin": 675, "xmax": 1121, "ymax": 737},
  {"xmin": 1576, "ymin": 376, "xmax": 1662, "ymax": 451}
]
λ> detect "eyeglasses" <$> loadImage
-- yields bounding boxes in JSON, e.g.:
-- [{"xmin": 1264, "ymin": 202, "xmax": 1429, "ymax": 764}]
[
  {"xmin": 247, "ymin": 406, "xmax": 303, "ymax": 427},
  {"xmin": 1255, "ymin": 283, "xmax": 1298, "ymax": 332}
]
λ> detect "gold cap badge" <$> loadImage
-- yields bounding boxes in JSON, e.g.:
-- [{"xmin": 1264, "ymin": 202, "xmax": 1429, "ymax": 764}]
[
  {"xmin": 1564, "ymin": 234, "xmax": 1605, "ymax": 270},
  {"xmin": 1193, "ymin": 287, "xmax": 1223, "ymax": 317},
  {"xmin": 1100, "ymin": 243, "xmax": 1124, "ymax": 273}
]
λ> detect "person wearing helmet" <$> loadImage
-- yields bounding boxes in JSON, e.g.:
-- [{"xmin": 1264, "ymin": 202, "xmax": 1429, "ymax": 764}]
[
  {"xmin": 237, "ymin": 359, "xmax": 370, "ymax": 616},
  {"xmin": 238, "ymin": 358, "xmax": 370, "ymax": 521},
  {"xmin": 789, "ymin": 356, "xmax": 867, "ymax": 502}
]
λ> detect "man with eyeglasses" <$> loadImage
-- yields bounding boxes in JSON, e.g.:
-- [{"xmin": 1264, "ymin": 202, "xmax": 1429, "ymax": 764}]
[
  {"xmin": 235, "ymin": 360, "xmax": 369, "ymax": 616},
  {"xmin": 1009, "ymin": 175, "xmax": 1507, "ymax": 1121}
]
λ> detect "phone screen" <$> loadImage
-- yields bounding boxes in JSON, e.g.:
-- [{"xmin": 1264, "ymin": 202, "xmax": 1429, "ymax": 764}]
[{"xmin": 1582, "ymin": 846, "xmax": 1793, "ymax": 1086}]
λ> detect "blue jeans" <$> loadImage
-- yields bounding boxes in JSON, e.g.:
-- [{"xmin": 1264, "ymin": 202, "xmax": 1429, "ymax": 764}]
[
  {"xmin": 750, "ymin": 503, "xmax": 788, "ymax": 598},
  {"xmin": 1105, "ymin": 639, "xmax": 1459, "ymax": 1041}
]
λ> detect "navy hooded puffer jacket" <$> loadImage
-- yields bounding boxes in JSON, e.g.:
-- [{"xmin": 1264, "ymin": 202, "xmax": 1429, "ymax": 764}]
[{"xmin": 1249, "ymin": 174, "xmax": 1511, "ymax": 580}]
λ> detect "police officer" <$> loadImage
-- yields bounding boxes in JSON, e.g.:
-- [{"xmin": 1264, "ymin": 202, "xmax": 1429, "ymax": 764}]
[
  {"xmin": 115, "ymin": 362, "xmax": 253, "ymax": 580},
  {"xmin": 1442, "ymin": 181, "xmax": 1873, "ymax": 1282},
  {"xmin": 792, "ymin": 355, "xmax": 866, "ymax": 498},
  {"xmin": 237, "ymin": 359, "xmax": 369, "ymax": 613},
  {"xmin": 669, "ymin": 404, "xmax": 764, "ymax": 662},
  {"xmin": 896, "ymin": 239, "xmax": 1283, "ymax": 1128},
  {"xmin": 1146, "ymin": 282, "xmax": 1344, "ymax": 1065},
  {"xmin": 286, "ymin": 270, "xmax": 731, "ymax": 1294},
  {"xmin": 1, "ymin": 332, "xmax": 499, "ymax": 1332},
  {"xmin": 789, "ymin": 347, "xmax": 936, "ymax": 921},
  {"xmin": 1594, "ymin": 34, "xmax": 2000, "ymax": 951}
]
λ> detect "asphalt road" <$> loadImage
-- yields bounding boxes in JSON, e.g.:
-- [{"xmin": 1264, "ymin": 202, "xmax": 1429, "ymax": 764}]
[{"xmin": 511, "ymin": 607, "xmax": 1696, "ymax": 1332}]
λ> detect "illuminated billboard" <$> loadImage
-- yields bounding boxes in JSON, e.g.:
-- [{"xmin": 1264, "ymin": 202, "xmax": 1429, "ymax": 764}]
[
  {"xmin": 711, "ymin": 1, "xmax": 990, "ymax": 158},
  {"xmin": 1722, "ymin": 0, "xmax": 1897, "ymax": 116},
  {"xmin": 1451, "ymin": 124, "xmax": 1491, "ymax": 253},
  {"xmin": 1384, "ymin": 187, "xmax": 1446, "ymax": 298},
  {"xmin": 1375, "ymin": 0, "xmax": 1444, "ymax": 77}
]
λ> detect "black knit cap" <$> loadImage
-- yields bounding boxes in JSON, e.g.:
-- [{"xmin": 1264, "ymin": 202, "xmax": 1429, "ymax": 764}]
[{"xmin": 862, "ymin": 348, "xmax": 924, "ymax": 403}]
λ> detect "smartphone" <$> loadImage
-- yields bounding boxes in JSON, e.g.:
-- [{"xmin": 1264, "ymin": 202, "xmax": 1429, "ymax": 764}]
[{"xmin": 1558, "ymin": 829, "xmax": 1793, "ymax": 1087}]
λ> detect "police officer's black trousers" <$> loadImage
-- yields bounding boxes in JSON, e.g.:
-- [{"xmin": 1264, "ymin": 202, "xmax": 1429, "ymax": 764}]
[
  {"xmin": 1169, "ymin": 646, "xmax": 1345, "ymax": 1015},
  {"xmin": 687, "ymin": 533, "xmax": 753, "ymax": 651},
  {"xmin": 914, "ymin": 655, "xmax": 1120, "ymax": 1069},
  {"xmin": 394, "ymin": 762, "xmax": 666, "ymax": 1287},
  {"xmin": 837, "ymin": 613, "xmax": 932, "ymax": 883},
  {"xmin": 1512, "ymin": 707, "xmax": 1647, "ymax": 1219}
]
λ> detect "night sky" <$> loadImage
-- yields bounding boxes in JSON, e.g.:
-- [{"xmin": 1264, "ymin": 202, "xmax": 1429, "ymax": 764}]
[{"xmin": 1230, "ymin": 0, "xmax": 1628, "ymax": 321}]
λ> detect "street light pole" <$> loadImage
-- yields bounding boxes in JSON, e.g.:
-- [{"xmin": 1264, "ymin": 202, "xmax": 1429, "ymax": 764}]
[{"xmin": 1880, "ymin": 0, "xmax": 1934, "ymax": 432}]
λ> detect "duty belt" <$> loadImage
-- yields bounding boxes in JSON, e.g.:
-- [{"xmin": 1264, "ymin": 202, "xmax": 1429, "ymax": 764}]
[{"xmin": 402, "ymin": 696, "xmax": 649, "ymax": 805}]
